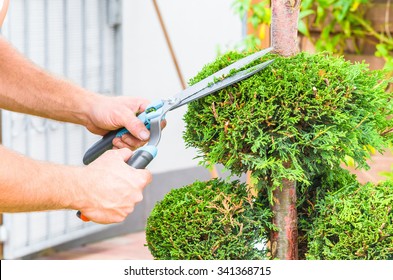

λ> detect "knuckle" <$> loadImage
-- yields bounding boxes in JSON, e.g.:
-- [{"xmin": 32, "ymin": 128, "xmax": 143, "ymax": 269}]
[
  {"xmin": 114, "ymin": 211, "xmax": 128, "ymax": 223},
  {"xmin": 129, "ymin": 117, "xmax": 144, "ymax": 130},
  {"xmin": 121, "ymin": 135, "xmax": 141, "ymax": 149},
  {"xmin": 138, "ymin": 172, "xmax": 152, "ymax": 187},
  {"xmin": 126, "ymin": 206, "xmax": 135, "ymax": 215},
  {"xmin": 134, "ymin": 192, "xmax": 144, "ymax": 203},
  {"xmin": 113, "ymin": 216, "xmax": 125, "ymax": 224},
  {"xmin": 102, "ymin": 149, "xmax": 117, "ymax": 159}
]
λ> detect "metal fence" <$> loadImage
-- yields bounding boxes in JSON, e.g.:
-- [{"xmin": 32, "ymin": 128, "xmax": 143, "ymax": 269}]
[{"xmin": 1, "ymin": 0, "xmax": 122, "ymax": 259}]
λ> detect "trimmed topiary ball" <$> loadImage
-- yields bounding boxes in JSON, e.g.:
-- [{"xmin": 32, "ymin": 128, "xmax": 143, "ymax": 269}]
[
  {"xmin": 145, "ymin": 179, "xmax": 274, "ymax": 260},
  {"xmin": 305, "ymin": 177, "xmax": 393, "ymax": 260},
  {"xmin": 184, "ymin": 51, "xmax": 393, "ymax": 193}
]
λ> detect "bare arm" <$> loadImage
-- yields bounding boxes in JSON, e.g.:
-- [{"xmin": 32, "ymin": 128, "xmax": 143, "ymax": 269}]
[
  {"xmin": 0, "ymin": 36, "xmax": 94, "ymax": 126},
  {"xmin": 0, "ymin": 36, "xmax": 155, "ymax": 223},
  {"xmin": 0, "ymin": 35, "xmax": 151, "ymax": 143},
  {"xmin": 0, "ymin": 145, "xmax": 151, "ymax": 223},
  {"xmin": 0, "ymin": 146, "xmax": 74, "ymax": 212}
]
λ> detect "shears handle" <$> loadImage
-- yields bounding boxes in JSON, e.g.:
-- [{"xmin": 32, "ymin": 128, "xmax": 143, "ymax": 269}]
[
  {"xmin": 126, "ymin": 146, "xmax": 157, "ymax": 169},
  {"xmin": 77, "ymin": 145, "xmax": 157, "ymax": 222},
  {"xmin": 82, "ymin": 113, "xmax": 148, "ymax": 165},
  {"xmin": 82, "ymin": 100, "xmax": 163, "ymax": 165},
  {"xmin": 82, "ymin": 127, "xmax": 124, "ymax": 165},
  {"xmin": 78, "ymin": 100, "xmax": 163, "ymax": 222}
]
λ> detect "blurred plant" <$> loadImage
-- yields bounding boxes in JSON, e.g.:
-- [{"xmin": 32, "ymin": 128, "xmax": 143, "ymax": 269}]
[
  {"xmin": 232, "ymin": 0, "xmax": 271, "ymax": 49},
  {"xmin": 232, "ymin": 0, "xmax": 393, "ymax": 71}
]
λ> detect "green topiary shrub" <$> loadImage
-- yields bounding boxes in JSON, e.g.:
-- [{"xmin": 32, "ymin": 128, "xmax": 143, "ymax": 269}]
[
  {"xmin": 146, "ymin": 167, "xmax": 393, "ymax": 260},
  {"xmin": 147, "ymin": 50, "xmax": 393, "ymax": 260},
  {"xmin": 184, "ymin": 51, "xmax": 393, "ymax": 199},
  {"xmin": 305, "ymin": 177, "xmax": 393, "ymax": 260},
  {"xmin": 145, "ymin": 179, "xmax": 274, "ymax": 260}
]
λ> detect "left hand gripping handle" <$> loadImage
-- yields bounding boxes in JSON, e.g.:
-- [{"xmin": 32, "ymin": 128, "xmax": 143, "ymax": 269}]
[{"xmin": 82, "ymin": 112, "xmax": 148, "ymax": 165}]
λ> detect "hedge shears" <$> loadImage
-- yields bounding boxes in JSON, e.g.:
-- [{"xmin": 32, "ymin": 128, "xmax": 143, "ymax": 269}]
[{"xmin": 77, "ymin": 47, "xmax": 274, "ymax": 221}]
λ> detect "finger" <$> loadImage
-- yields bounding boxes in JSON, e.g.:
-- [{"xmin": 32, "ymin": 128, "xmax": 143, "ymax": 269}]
[
  {"xmin": 123, "ymin": 96, "xmax": 150, "ymax": 113},
  {"xmin": 124, "ymin": 115, "xmax": 150, "ymax": 141},
  {"xmin": 114, "ymin": 148, "xmax": 134, "ymax": 162},
  {"xmin": 136, "ymin": 99, "xmax": 150, "ymax": 113},
  {"xmin": 160, "ymin": 119, "xmax": 167, "ymax": 129},
  {"xmin": 116, "ymin": 119, "xmax": 166, "ymax": 149},
  {"xmin": 133, "ymin": 169, "xmax": 153, "ymax": 189},
  {"xmin": 121, "ymin": 134, "xmax": 146, "ymax": 148},
  {"xmin": 87, "ymin": 126, "xmax": 110, "ymax": 136},
  {"xmin": 112, "ymin": 139, "xmax": 129, "ymax": 150},
  {"xmin": 112, "ymin": 136, "xmax": 145, "ymax": 150},
  {"xmin": 112, "ymin": 137, "xmax": 132, "ymax": 149}
]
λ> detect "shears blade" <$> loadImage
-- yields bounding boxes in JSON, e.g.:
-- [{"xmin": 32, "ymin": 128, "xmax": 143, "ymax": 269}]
[
  {"xmin": 170, "ymin": 59, "xmax": 274, "ymax": 110},
  {"xmin": 179, "ymin": 47, "xmax": 273, "ymax": 99},
  {"xmin": 174, "ymin": 47, "xmax": 273, "ymax": 102}
]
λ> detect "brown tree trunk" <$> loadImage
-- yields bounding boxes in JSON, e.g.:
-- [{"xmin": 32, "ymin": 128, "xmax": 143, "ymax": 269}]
[
  {"xmin": 269, "ymin": 0, "xmax": 301, "ymax": 260},
  {"xmin": 270, "ymin": 176, "xmax": 298, "ymax": 259},
  {"xmin": 271, "ymin": 0, "xmax": 300, "ymax": 56}
]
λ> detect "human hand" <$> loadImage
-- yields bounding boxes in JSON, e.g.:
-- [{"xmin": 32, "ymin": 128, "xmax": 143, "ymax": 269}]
[
  {"xmin": 86, "ymin": 95, "xmax": 152, "ymax": 150},
  {"xmin": 74, "ymin": 148, "xmax": 152, "ymax": 224}
]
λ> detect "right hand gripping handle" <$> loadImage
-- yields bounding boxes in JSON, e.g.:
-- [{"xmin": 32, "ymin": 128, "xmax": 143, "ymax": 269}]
[{"xmin": 77, "ymin": 145, "xmax": 157, "ymax": 222}]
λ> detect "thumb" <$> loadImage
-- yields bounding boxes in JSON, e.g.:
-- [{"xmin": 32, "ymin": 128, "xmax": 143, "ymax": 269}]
[{"xmin": 124, "ymin": 114, "xmax": 150, "ymax": 141}]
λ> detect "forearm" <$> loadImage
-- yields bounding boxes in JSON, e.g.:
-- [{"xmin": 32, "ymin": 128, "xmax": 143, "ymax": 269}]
[
  {"xmin": 0, "ymin": 145, "xmax": 81, "ymax": 212},
  {"xmin": 0, "ymin": 36, "xmax": 94, "ymax": 126}
]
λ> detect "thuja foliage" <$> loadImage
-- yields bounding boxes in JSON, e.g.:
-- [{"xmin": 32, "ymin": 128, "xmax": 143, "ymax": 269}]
[
  {"xmin": 146, "ymin": 168, "xmax": 393, "ymax": 260},
  {"xmin": 296, "ymin": 167, "xmax": 393, "ymax": 259},
  {"xmin": 296, "ymin": 167, "xmax": 363, "ymax": 258},
  {"xmin": 145, "ymin": 179, "xmax": 274, "ymax": 260},
  {"xmin": 184, "ymin": 51, "xmax": 393, "ymax": 198},
  {"xmin": 303, "ymin": 173, "xmax": 393, "ymax": 260}
]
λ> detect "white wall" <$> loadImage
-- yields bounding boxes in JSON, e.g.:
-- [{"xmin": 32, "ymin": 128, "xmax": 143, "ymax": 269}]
[{"xmin": 122, "ymin": 0, "xmax": 243, "ymax": 173}]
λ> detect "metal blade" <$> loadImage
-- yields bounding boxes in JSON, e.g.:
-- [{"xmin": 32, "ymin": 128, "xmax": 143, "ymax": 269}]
[
  {"xmin": 170, "ymin": 59, "xmax": 274, "ymax": 110},
  {"xmin": 174, "ymin": 47, "xmax": 273, "ymax": 102}
]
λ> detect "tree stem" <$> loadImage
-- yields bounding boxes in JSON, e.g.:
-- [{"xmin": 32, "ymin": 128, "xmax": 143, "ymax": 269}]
[
  {"xmin": 271, "ymin": 0, "xmax": 300, "ymax": 57},
  {"xmin": 270, "ymin": 178, "xmax": 298, "ymax": 259},
  {"xmin": 269, "ymin": 0, "xmax": 301, "ymax": 260}
]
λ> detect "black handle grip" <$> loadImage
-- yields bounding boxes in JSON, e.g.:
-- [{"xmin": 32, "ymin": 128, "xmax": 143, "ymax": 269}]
[
  {"xmin": 127, "ymin": 149, "xmax": 154, "ymax": 169},
  {"xmin": 83, "ymin": 128, "xmax": 125, "ymax": 165}
]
